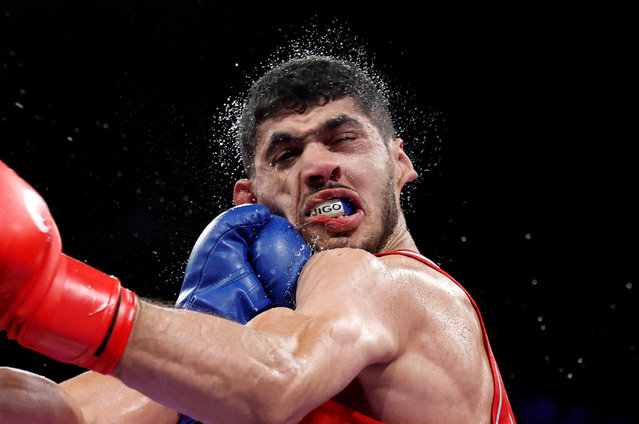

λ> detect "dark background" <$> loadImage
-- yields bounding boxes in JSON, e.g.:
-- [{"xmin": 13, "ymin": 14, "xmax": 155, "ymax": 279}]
[{"xmin": 1, "ymin": 2, "xmax": 636, "ymax": 423}]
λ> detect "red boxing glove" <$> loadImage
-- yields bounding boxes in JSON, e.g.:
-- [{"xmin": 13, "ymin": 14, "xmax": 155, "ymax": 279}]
[{"xmin": 0, "ymin": 160, "xmax": 136, "ymax": 374}]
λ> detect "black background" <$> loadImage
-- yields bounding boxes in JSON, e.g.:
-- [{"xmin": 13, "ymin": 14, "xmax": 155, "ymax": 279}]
[{"xmin": 1, "ymin": 2, "xmax": 636, "ymax": 423}]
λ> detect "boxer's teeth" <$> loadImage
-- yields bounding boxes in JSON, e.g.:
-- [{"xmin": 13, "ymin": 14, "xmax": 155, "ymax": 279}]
[{"xmin": 308, "ymin": 198, "xmax": 354, "ymax": 218}]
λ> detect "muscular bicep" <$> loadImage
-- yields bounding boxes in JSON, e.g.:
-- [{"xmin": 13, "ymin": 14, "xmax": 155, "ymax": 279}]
[
  {"xmin": 250, "ymin": 249, "xmax": 399, "ymax": 364},
  {"xmin": 245, "ymin": 249, "xmax": 399, "ymax": 416},
  {"xmin": 294, "ymin": 249, "xmax": 400, "ymax": 363}
]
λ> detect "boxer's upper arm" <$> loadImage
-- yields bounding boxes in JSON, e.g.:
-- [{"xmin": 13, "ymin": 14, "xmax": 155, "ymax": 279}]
[{"xmin": 246, "ymin": 248, "xmax": 399, "ymax": 422}]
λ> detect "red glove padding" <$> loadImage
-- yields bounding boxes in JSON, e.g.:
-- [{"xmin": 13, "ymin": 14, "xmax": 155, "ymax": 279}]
[{"xmin": 0, "ymin": 160, "xmax": 136, "ymax": 374}]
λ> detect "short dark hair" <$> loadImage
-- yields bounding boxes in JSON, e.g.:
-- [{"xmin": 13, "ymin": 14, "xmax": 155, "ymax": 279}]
[{"xmin": 237, "ymin": 56, "xmax": 395, "ymax": 177}]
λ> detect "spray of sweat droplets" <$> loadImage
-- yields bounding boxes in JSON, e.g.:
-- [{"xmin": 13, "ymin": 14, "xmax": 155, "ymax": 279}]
[{"xmin": 207, "ymin": 18, "xmax": 444, "ymax": 217}]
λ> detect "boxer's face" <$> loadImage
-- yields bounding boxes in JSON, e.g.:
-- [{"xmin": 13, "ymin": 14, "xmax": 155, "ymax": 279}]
[{"xmin": 235, "ymin": 97, "xmax": 417, "ymax": 252}]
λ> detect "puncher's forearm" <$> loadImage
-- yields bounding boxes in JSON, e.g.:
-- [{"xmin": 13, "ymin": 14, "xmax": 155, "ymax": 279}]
[{"xmin": 111, "ymin": 301, "xmax": 303, "ymax": 424}]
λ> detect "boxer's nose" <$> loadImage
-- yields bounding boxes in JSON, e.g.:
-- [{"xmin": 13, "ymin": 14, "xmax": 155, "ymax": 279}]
[{"xmin": 299, "ymin": 143, "xmax": 343, "ymax": 189}]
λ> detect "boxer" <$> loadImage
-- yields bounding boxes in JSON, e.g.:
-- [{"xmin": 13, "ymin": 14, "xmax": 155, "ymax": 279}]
[{"xmin": 1, "ymin": 56, "xmax": 516, "ymax": 423}]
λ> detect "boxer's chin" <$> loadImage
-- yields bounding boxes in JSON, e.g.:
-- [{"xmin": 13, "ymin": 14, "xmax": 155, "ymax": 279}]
[
  {"xmin": 303, "ymin": 229, "xmax": 386, "ymax": 253},
  {"xmin": 310, "ymin": 235, "xmax": 353, "ymax": 252}
]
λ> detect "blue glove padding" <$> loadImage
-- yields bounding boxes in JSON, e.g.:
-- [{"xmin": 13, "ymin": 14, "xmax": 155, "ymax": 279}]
[
  {"xmin": 175, "ymin": 203, "xmax": 311, "ymax": 322},
  {"xmin": 249, "ymin": 214, "xmax": 313, "ymax": 308}
]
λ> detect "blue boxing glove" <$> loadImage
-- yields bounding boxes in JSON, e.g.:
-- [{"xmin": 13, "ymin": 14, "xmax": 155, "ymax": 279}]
[
  {"xmin": 175, "ymin": 203, "xmax": 311, "ymax": 323},
  {"xmin": 175, "ymin": 204, "xmax": 311, "ymax": 424}
]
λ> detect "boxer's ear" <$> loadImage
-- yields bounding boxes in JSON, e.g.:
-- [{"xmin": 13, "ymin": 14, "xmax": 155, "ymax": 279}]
[
  {"xmin": 233, "ymin": 179, "xmax": 257, "ymax": 205},
  {"xmin": 392, "ymin": 138, "xmax": 418, "ymax": 189}
]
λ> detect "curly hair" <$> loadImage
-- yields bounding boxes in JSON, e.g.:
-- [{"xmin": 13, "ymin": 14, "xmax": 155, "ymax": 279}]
[{"xmin": 237, "ymin": 56, "xmax": 395, "ymax": 177}]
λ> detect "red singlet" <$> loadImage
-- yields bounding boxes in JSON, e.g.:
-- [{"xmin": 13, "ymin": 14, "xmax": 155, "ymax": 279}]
[{"xmin": 300, "ymin": 249, "xmax": 516, "ymax": 424}]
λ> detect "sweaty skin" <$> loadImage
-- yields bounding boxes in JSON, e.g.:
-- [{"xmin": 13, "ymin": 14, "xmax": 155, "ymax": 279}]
[{"xmin": 60, "ymin": 372, "xmax": 179, "ymax": 424}]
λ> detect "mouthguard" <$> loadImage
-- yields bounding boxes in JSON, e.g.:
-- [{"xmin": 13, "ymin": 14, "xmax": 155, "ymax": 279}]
[{"xmin": 309, "ymin": 198, "xmax": 354, "ymax": 219}]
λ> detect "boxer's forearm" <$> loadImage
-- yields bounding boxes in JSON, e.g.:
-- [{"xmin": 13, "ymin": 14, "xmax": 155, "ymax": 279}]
[
  {"xmin": 0, "ymin": 368, "xmax": 177, "ymax": 424},
  {"xmin": 112, "ymin": 301, "xmax": 345, "ymax": 424},
  {"xmin": 113, "ymin": 302, "xmax": 291, "ymax": 423},
  {"xmin": 60, "ymin": 371, "xmax": 179, "ymax": 424},
  {"xmin": 0, "ymin": 367, "xmax": 83, "ymax": 424}
]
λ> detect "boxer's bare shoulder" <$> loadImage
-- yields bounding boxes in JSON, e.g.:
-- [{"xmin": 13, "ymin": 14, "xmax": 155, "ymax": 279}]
[
  {"xmin": 296, "ymin": 247, "xmax": 476, "ymax": 323},
  {"xmin": 295, "ymin": 248, "xmax": 387, "ymax": 305}
]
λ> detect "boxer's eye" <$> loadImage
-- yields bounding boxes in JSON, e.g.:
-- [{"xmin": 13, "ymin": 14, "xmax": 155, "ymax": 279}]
[
  {"xmin": 272, "ymin": 150, "xmax": 299, "ymax": 165},
  {"xmin": 307, "ymin": 198, "xmax": 354, "ymax": 218},
  {"xmin": 330, "ymin": 134, "xmax": 357, "ymax": 146}
]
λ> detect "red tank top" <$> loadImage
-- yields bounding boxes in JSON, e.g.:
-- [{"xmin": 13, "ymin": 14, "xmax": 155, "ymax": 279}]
[{"xmin": 299, "ymin": 249, "xmax": 516, "ymax": 424}]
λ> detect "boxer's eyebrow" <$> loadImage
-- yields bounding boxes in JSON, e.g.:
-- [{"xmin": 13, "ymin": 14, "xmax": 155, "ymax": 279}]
[
  {"xmin": 264, "ymin": 114, "xmax": 362, "ymax": 158},
  {"xmin": 322, "ymin": 114, "xmax": 361, "ymax": 132}
]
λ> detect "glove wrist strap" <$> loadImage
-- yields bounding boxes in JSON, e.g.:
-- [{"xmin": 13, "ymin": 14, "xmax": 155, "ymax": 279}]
[{"xmin": 11, "ymin": 254, "xmax": 137, "ymax": 374}]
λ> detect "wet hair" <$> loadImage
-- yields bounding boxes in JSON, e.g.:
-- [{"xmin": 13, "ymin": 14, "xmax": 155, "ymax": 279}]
[{"xmin": 237, "ymin": 56, "xmax": 395, "ymax": 177}]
